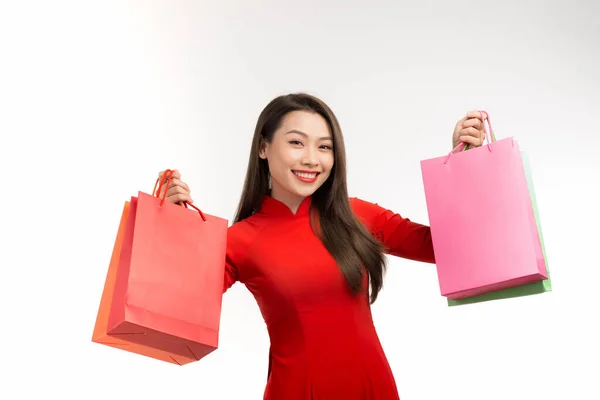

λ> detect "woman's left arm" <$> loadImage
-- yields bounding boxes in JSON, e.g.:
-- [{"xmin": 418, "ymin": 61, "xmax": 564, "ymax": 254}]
[
  {"xmin": 351, "ymin": 111, "xmax": 488, "ymax": 263},
  {"xmin": 350, "ymin": 197, "xmax": 435, "ymax": 263}
]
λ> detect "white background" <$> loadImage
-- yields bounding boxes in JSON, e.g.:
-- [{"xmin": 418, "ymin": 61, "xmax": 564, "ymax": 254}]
[{"xmin": 1, "ymin": 1, "xmax": 599, "ymax": 399}]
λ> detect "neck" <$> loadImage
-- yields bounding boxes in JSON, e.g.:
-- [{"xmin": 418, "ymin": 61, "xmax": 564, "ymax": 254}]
[{"xmin": 270, "ymin": 185, "xmax": 306, "ymax": 215}]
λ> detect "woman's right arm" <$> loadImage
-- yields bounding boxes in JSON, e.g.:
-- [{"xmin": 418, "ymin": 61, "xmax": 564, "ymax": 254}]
[
  {"xmin": 223, "ymin": 227, "xmax": 241, "ymax": 292},
  {"xmin": 223, "ymin": 221, "xmax": 256, "ymax": 292},
  {"xmin": 156, "ymin": 170, "xmax": 247, "ymax": 293}
]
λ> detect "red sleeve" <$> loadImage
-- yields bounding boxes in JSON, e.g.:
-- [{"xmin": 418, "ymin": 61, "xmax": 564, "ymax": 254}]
[
  {"xmin": 223, "ymin": 220, "xmax": 255, "ymax": 292},
  {"xmin": 350, "ymin": 197, "xmax": 435, "ymax": 263},
  {"xmin": 223, "ymin": 251, "xmax": 239, "ymax": 293}
]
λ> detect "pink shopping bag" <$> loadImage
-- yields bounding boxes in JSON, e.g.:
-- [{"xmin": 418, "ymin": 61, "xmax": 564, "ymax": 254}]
[{"xmin": 420, "ymin": 112, "xmax": 548, "ymax": 300}]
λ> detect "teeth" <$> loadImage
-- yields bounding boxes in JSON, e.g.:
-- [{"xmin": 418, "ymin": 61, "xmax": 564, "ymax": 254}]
[{"xmin": 294, "ymin": 171, "xmax": 317, "ymax": 179}]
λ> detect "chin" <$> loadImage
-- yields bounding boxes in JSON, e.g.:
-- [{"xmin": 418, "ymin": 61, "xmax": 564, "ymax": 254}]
[
  {"xmin": 294, "ymin": 187, "xmax": 318, "ymax": 198},
  {"xmin": 292, "ymin": 180, "xmax": 326, "ymax": 198}
]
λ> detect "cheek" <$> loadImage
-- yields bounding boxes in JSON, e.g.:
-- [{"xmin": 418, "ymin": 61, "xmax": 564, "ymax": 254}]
[
  {"xmin": 271, "ymin": 147, "xmax": 302, "ymax": 166},
  {"xmin": 267, "ymin": 150, "xmax": 298, "ymax": 177},
  {"xmin": 317, "ymin": 155, "xmax": 334, "ymax": 181},
  {"xmin": 322, "ymin": 153, "xmax": 335, "ymax": 172}
]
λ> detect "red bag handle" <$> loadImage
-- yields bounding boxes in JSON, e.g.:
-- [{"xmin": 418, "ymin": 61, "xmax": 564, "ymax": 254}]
[{"xmin": 152, "ymin": 169, "xmax": 207, "ymax": 221}]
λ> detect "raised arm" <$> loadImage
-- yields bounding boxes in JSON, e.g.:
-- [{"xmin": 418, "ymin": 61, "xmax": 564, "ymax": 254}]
[
  {"xmin": 350, "ymin": 197, "xmax": 435, "ymax": 263},
  {"xmin": 150, "ymin": 169, "xmax": 250, "ymax": 292}
]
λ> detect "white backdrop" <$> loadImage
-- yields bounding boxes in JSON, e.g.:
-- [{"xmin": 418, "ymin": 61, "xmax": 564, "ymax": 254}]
[{"xmin": 1, "ymin": 1, "xmax": 599, "ymax": 399}]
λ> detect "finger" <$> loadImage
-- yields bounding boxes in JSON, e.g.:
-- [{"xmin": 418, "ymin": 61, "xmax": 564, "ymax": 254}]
[
  {"xmin": 167, "ymin": 192, "xmax": 192, "ymax": 204},
  {"xmin": 155, "ymin": 181, "xmax": 186, "ymax": 198},
  {"xmin": 158, "ymin": 184, "xmax": 192, "ymax": 203},
  {"xmin": 459, "ymin": 135, "xmax": 481, "ymax": 146},
  {"xmin": 166, "ymin": 184, "xmax": 189, "ymax": 197},
  {"xmin": 465, "ymin": 110, "xmax": 483, "ymax": 120},
  {"xmin": 463, "ymin": 118, "xmax": 483, "ymax": 130},
  {"xmin": 167, "ymin": 185, "xmax": 193, "ymax": 203},
  {"xmin": 460, "ymin": 127, "xmax": 482, "ymax": 138},
  {"xmin": 165, "ymin": 178, "xmax": 190, "ymax": 192}
]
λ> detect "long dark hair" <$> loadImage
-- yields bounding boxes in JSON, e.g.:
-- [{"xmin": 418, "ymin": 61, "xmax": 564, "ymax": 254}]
[{"xmin": 233, "ymin": 93, "xmax": 387, "ymax": 303}]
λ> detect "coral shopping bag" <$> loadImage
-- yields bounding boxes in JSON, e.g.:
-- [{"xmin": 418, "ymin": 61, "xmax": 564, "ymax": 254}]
[
  {"xmin": 420, "ymin": 113, "xmax": 548, "ymax": 300},
  {"xmin": 92, "ymin": 170, "xmax": 228, "ymax": 365}
]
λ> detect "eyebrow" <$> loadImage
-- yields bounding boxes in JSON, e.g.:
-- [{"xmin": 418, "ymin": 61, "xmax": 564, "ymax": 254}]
[{"xmin": 285, "ymin": 129, "xmax": 333, "ymax": 141}]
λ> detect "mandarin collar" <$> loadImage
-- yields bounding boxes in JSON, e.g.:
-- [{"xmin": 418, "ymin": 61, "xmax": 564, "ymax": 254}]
[{"xmin": 258, "ymin": 195, "xmax": 312, "ymax": 218}]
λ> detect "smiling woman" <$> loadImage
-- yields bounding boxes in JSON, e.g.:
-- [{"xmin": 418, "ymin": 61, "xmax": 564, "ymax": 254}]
[
  {"xmin": 260, "ymin": 113, "xmax": 335, "ymax": 205},
  {"xmin": 155, "ymin": 92, "xmax": 487, "ymax": 399},
  {"xmin": 235, "ymin": 94, "xmax": 387, "ymax": 309}
]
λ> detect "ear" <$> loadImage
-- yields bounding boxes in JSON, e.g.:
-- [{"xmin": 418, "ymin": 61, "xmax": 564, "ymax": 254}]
[{"xmin": 259, "ymin": 140, "xmax": 269, "ymax": 159}]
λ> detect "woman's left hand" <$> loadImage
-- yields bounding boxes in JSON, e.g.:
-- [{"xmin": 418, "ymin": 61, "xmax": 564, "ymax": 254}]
[{"xmin": 452, "ymin": 111, "xmax": 488, "ymax": 149}]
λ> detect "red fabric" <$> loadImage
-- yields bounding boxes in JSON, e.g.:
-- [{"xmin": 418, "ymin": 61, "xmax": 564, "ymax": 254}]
[{"xmin": 224, "ymin": 195, "xmax": 434, "ymax": 399}]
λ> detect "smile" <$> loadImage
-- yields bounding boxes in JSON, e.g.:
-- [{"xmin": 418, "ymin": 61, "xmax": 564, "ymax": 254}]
[{"xmin": 293, "ymin": 170, "xmax": 320, "ymax": 182}]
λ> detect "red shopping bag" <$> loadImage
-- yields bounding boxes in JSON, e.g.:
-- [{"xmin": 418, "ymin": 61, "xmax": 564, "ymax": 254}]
[{"xmin": 92, "ymin": 170, "xmax": 228, "ymax": 365}]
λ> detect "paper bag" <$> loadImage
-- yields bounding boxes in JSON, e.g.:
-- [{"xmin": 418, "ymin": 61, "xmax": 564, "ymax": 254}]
[
  {"xmin": 92, "ymin": 170, "xmax": 228, "ymax": 364},
  {"xmin": 420, "ymin": 113, "xmax": 548, "ymax": 300},
  {"xmin": 446, "ymin": 150, "xmax": 551, "ymax": 306}
]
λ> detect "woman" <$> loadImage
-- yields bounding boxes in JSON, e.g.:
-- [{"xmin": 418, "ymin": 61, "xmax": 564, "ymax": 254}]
[{"xmin": 158, "ymin": 93, "xmax": 486, "ymax": 399}]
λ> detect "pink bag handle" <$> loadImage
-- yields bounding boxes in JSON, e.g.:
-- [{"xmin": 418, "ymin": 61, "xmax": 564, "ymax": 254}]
[
  {"xmin": 152, "ymin": 169, "xmax": 207, "ymax": 221},
  {"xmin": 444, "ymin": 110, "xmax": 496, "ymax": 164}
]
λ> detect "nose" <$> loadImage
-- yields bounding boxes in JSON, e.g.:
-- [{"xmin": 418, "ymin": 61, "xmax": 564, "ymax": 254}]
[{"xmin": 301, "ymin": 146, "xmax": 319, "ymax": 167}]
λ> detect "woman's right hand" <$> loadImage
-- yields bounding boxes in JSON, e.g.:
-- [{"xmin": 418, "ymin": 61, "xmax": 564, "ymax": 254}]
[{"xmin": 157, "ymin": 169, "xmax": 193, "ymax": 205}]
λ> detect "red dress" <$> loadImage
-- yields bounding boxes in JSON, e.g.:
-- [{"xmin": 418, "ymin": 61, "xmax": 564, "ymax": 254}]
[{"xmin": 223, "ymin": 195, "xmax": 435, "ymax": 399}]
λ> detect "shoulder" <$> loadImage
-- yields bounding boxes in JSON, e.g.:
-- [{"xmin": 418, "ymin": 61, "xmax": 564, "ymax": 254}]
[
  {"xmin": 227, "ymin": 214, "xmax": 264, "ymax": 251},
  {"xmin": 349, "ymin": 197, "xmax": 379, "ymax": 210}
]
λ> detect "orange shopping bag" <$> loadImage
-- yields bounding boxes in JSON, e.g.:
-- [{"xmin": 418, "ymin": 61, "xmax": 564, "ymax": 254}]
[{"xmin": 92, "ymin": 170, "xmax": 228, "ymax": 365}]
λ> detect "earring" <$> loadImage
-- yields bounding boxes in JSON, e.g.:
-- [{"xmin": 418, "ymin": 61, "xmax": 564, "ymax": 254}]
[{"xmin": 268, "ymin": 173, "xmax": 272, "ymax": 189}]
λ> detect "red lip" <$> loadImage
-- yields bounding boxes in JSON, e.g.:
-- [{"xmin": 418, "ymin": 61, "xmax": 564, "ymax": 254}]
[{"xmin": 292, "ymin": 170, "xmax": 320, "ymax": 183}]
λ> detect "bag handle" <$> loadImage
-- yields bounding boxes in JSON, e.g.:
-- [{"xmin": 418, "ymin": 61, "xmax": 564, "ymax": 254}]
[
  {"xmin": 152, "ymin": 169, "xmax": 207, "ymax": 221},
  {"xmin": 444, "ymin": 110, "xmax": 496, "ymax": 164}
]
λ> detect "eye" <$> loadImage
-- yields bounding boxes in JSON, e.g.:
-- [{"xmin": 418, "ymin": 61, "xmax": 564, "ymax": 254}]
[
  {"xmin": 320, "ymin": 144, "xmax": 333, "ymax": 150},
  {"xmin": 289, "ymin": 140, "xmax": 303, "ymax": 146}
]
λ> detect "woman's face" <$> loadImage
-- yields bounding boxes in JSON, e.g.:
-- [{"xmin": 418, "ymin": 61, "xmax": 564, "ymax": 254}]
[{"xmin": 260, "ymin": 110, "xmax": 335, "ymax": 207}]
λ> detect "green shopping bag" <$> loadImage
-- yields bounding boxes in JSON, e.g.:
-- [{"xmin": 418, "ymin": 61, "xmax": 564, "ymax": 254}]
[{"xmin": 446, "ymin": 150, "xmax": 551, "ymax": 306}]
